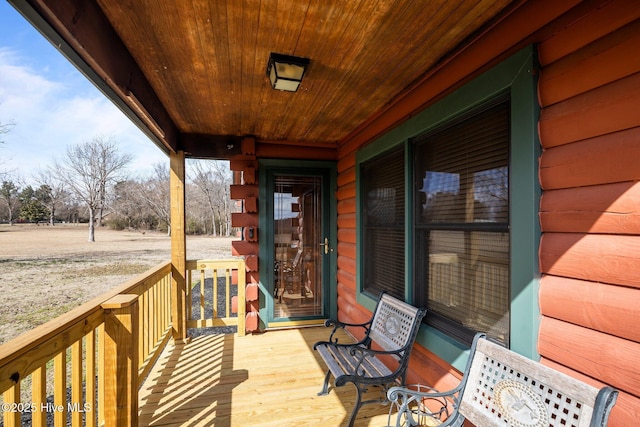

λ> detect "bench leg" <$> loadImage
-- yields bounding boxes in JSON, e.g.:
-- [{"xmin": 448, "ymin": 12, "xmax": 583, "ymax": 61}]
[
  {"xmin": 318, "ymin": 369, "xmax": 331, "ymax": 396},
  {"xmin": 347, "ymin": 384, "xmax": 364, "ymax": 427}
]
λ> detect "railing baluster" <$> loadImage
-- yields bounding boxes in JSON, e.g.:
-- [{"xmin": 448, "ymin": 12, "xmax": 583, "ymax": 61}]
[
  {"xmin": 185, "ymin": 268, "xmax": 192, "ymax": 321},
  {"xmin": 200, "ymin": 267, "xmax": 206, "ymax": 321},
  {"xmin": 225, "ymin": 268, "xmax": 230, "ymax": 319},
  {"xmin": 213, "ymin": 268, "xmax": 218, "ymax": 320},
  {"xmin": 32, "ymin": 365, "xmax": 46, "ymax": 426},
  {"xmin": 54, "ymin": 350, "xmax": 66, "ymax": 426},
  {"xmin": 141, "ymin": 287, "xmax": 148, "ymax": 367},
  {"xmin": 86, "ymin": 329, "xmax": 96, "ymax": 427},
  {"xmin": 2, "ymin": 383, "xmax": 20, "ymax": 427},
  {"xmin": 149, "ymin": 283, "xmax": 155, "ymax": 357},
  {"xmin": 98, "ymin": 324, "xmax": 105, "ymax": 426},
  {"xmin": 71, "ymin": 340, "xmax": 83, "ymax": 427},
  {"xmin": 238, "ymin": 265, "xmax": 246, "ymax": 337}
]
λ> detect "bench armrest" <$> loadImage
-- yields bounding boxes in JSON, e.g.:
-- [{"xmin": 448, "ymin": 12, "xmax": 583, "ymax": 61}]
[
  {"xmin": 387, "ymin": 384, "xmax": 464, "ymax": 427},
  {"xmin": 322, "ymin": 318, "xmax": 373, "ymax": 346}
]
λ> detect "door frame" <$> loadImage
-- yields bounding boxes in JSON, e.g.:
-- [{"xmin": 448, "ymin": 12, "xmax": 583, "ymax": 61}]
[{"xmin": 258, "ymin": 159, "xmax": 337, "ymax": 329}]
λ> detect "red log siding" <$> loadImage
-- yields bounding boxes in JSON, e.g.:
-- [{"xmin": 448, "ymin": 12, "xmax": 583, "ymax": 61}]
[
  {"xmin": 230, "ymin": 154, "xmax": 260, "ymax": 332},
  {"xmin": 538, "ymin": 317, "xmax": 640, "ymax": 398},
  {"xmin": 539, "ymin": 276, "xmax": 640, "ymax": 343},
  {"xmin": 537, "ymin": 0, "xmax": 640, "ymax": 66},
  {"xmin": 539, "ymin": 127, "xmax": 640, "ymax": 188},
  {"xmin": 330, "ymin": 1, "xmax": 639, "ymax": 424},
  {"xmin": 538, "ymin": 72, "xmax": 640, "ymax": 148},
  {"xmin": 538, "ymin": 20, "xmax": 640, "ymax": 106},
  {"xmin": 540, "ymin": 182, "xmax": 640, "ymax": 234},
  {"xmin": 537, "ymin": 2, "xmax": 640, "ymax": 424},
  {"xmin": 539, "ymin": 233, "xmax": 640, "ymax": 288}
]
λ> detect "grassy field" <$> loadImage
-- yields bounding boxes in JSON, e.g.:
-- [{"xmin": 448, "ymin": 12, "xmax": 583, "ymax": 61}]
[{"xmin": 0, "ymin": 224, "xmax": 233, "ymax": 345}]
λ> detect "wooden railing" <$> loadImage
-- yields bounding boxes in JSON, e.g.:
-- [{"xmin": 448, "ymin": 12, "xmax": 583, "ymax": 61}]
[
  {"xmin": 0, "ymin": 259, "xmax": 247, "ymax": 426},
  {"xmin": 186, "ymin": 259, "xmax": 246, "ymax": 337}
]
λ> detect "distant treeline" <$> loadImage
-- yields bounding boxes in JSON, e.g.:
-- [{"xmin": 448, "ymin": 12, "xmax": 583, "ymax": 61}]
[{"xmin": 0, "ymin": 137, "xmax": 237, "ymax": 237}]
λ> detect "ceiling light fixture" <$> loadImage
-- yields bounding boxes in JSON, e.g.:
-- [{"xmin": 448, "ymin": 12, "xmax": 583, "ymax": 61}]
[{"xmin": 266, "ymin": 52, "xmax": 310, "ymax": 92}]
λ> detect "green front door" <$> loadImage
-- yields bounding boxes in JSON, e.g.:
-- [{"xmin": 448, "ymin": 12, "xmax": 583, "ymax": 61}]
[{"xmin": 260, "ymin": 161, "xmax": 336, "ymax": 328}]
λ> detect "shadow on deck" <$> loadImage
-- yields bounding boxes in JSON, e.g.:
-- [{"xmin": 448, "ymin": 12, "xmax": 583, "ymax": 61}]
[{"xmin": 139, "ymin": 327, "xmax": 393, "ymax": 426}]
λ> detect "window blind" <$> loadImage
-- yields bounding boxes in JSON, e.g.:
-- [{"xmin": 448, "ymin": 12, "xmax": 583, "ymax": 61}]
[
  {"xmin": 414, "ymin": 99, "xmax": 510, "ymax": 345},
  {"xmin": 361, "ymin": 146, "xmax": 405, "ymax": 299}
]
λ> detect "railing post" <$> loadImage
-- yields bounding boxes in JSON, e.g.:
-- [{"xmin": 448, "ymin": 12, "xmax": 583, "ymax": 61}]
[
  {"xmin": 170, "ymin": 150, "xmax": 187, "ymax": 341},
  {"xmin": 102, "ymin": 294, "xmax": 139, "ymax": 426}
]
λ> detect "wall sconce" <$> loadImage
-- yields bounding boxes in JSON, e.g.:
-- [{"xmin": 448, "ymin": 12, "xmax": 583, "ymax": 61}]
[{"xmin": 266, "ymin": 52, "xmax": 310, "ymax": 92}]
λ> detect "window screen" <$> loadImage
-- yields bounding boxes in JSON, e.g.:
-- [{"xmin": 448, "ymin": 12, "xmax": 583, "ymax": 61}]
[
  {"xmin": 361, "ymin": 145, "xmax": 405, "ymax": 299},
  {"xmin": 414, "ymin": 99, "xmax": 510, "ymax": 345}
]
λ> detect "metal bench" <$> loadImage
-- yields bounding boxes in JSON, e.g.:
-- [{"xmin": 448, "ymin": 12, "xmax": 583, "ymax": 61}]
[
  {"xmin": 314, "ymin": 292, "xmax": 427, "ymax": 427},
  {"xmin": 387, "ymin": 333, "xmax": 618, "ymax": 427}
]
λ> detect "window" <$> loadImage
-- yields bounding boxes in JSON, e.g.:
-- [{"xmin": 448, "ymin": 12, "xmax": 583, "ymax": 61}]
[
  {"xmin": 361, "ymin": 146, "xmax": 405, "ymax": 300},
  {"xmin": 414, "ymin": 99, "xmax": 510, "ymax": 345},
  {"xmin": 356, "ymin": 46, "xmax": 539, "ymax": 361}
]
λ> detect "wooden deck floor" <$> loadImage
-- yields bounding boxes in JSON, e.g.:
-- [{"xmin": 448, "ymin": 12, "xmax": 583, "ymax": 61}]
[{"xmin": 139, "ymin": 327, "xmax": 395, "ymax": 426}]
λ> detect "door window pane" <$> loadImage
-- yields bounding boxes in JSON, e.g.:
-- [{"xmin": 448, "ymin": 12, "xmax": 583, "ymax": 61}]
[{"xmin": 273, "ymin": 175, "xmax": 323, "ymax": 319}]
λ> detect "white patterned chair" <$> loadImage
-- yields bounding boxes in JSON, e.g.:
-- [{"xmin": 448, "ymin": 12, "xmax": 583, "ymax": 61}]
[{"xmin": 387, "ymin": 333, "xmax": 618, "ymax": 427}]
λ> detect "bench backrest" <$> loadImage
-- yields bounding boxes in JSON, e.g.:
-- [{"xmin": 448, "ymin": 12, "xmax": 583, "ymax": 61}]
[
  {"xmin": 368, "ymin": 293, "xmax": 425, "ymax": 360},
  {"xmin": 459, "ymin": 335, "xmax": 618, "ymax": 427}
]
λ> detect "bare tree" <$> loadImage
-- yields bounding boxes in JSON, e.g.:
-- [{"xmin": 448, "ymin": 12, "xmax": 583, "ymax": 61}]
[
  {"xmin": 111, "ymin": 180, "xmax": 143, "ymax": 229},
  {"xmin": 189, "ymin": 160, "xmax": 234, "ymax": 236},
  {"xmin": 56, "ymin": 136, "xmax": 132, "ymax": 241},
  {"xmin": 210, "ymin": 161, "xmax": 234, "ymax": 236},
  {"xmin": 138, "ymin": 162, "xmax": 171, "ymax": 235},
  {"xmin": 111, "ymin": 164, "xmax": 171, "ymax": 234}
]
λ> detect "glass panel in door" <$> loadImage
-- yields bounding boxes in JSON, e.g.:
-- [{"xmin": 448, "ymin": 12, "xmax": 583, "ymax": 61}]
[{"xmin": 273, "ymin": 175, "xmax": 324, "ymax": 319}]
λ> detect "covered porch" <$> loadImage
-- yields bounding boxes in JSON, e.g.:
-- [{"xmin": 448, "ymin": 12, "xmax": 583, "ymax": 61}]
[{"xmin": 4, "ymin": 0, "xmax": 640, "ymax": 425}]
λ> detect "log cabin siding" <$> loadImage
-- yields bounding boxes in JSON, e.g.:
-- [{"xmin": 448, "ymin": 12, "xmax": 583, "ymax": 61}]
[
  {"xmin": 540, "ymin": 182, "xmax": 640, "ymax": 234},
  {"xmin": 538, "ymin": 6, "xmax": 640, "ymax": 425},
  {"xmin": 332, "ymin": 1, "xmax": 639, "ymax": 425}
]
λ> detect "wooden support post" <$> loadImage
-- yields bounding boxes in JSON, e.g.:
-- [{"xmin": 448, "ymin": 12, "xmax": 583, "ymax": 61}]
[
  {"xmin": 170, "ymin": 150, "xmax": 187, "ymax": 341},
  {"xmin": 102, "ymin": 294, "xmax": 139, "ymax": 427}
]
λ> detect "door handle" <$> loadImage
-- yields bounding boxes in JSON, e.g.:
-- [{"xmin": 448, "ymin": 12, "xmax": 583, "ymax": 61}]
[{"xmin": 319, "ymin": 237, "xmax": 329, "ymax": 255}]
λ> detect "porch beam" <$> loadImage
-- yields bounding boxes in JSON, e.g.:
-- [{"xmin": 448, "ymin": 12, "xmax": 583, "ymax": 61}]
[
  {"xmin": 9, "ymin": 0, "xmax": 179, "ymax": 153},
  {"xmin": 180, "ymin": 133, "xmax": 242, "ymax": 159},
  {"xmin": 170, "ymin": 151, "xmax": 187, "ymax": 341}
]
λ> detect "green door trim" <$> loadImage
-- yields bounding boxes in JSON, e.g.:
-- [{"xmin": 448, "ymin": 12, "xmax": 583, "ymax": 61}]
[{"xmin": 258, "ymin": 159, "xmax": 337, "ymax": 329}]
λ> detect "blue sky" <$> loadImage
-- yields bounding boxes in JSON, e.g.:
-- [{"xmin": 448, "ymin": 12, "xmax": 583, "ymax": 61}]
[{"xmin": 0, "ymin": 2, "xmax": 167, "ymax": 182}]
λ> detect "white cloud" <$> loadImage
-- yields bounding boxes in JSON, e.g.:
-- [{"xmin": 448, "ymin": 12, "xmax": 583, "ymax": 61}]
[{"xmin": 0, "ymin": 48, "xmax": 167, "ymax": 180}]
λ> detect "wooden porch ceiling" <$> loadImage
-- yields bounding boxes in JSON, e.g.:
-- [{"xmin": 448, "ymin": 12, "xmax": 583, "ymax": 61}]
[{"xmin": 12, "ymin": 0, "xmax": 516, "ymax": 158}]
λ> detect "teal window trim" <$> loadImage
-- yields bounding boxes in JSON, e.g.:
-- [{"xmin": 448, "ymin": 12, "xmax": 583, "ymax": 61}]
[{"xmin": 355, "ymin": 46, "xmax": 540, "ymax": 368}]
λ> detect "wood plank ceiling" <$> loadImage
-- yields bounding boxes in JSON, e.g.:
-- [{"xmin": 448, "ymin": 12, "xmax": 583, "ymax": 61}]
[{"xmin": 17, "ymin": 0, "xmax": 516, "ymax": 157}]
